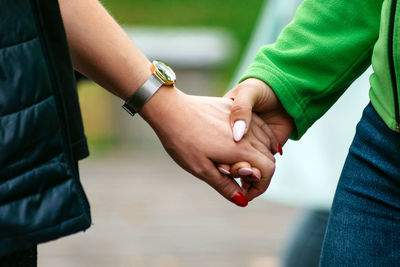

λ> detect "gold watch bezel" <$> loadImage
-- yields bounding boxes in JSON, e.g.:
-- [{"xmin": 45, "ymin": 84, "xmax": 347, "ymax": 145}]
[{"xmin": 151, "ymin": 60, "xmax": 176, "ymax": 86}]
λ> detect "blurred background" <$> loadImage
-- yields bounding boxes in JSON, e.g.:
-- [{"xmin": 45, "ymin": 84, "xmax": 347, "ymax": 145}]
[
  {"xmin": 39, "ymin": 0, "xmax": 371, "ymax": 266},
  {"xmin": 74, "ymin": 0, "xmax": 267, "ymax": 154}
]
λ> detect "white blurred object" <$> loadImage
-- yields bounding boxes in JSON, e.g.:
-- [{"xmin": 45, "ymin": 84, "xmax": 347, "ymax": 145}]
[
  {"xmin": 230, "ymin": 0, "xmax": 302, "ymax": 87},
  {"xmin": 232, "ymin": 0, "xmax": 371, "ymax": 209},
  {"xmin": 268, "ymin": 70, "xmax": 370, "ymax": 209},
  {"xmin": 124, "ymin": 27, "xmax": 237, "ymax": 68}
]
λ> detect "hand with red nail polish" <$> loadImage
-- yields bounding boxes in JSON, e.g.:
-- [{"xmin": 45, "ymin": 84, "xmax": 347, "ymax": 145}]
[
  {"xmin": 218, "ymin": 78, "xmax": 296, "ymax": 200},
  {"xmin": 141, "ymin": 90, "xmax": 276, "ymax": 206},
  {"xmin": 222, "ymin": 159, "xmax": 271, "ymax": 201},
  {"xmin": 231, "ymin": 192, "xmax": 248, "ymax": 207},
  {"xmin": 216, "ymin": 110, "xmax": 282, "ymax": 200},
  {"xmin": 216, "ymin": 110, "xmax": 284, "ymax": 201}
]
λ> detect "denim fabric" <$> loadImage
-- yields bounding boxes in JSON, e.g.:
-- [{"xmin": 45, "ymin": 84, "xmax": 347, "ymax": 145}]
[
  {"xmin": 320, "ymin": 103, "xmax": 400, "ymax": 266},
  {"xmin": 282, "ymin": 209, "xmax": 330, "ymax": 267}
]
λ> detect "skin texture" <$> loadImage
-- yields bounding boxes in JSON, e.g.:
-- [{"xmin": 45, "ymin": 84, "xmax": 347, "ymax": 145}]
[
  {"xmin": 58, "ymin": 0, "xmax": 277, "ymax": 205},
  {"xmin": 140, "ymin": 88, "xmax": 276, "ymax": 201},
  {"xmin": 225, "ymin": 78, "xmax": 295, "ymax": 146},
  {"xmin": 222, "ymin": 78, "xmax": 296, "ymax": 187}
]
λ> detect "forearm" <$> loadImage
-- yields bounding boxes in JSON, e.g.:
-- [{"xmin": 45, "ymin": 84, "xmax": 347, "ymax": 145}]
[
  {"xmin": 57, "ymin": 0, "xmax": 278, "ymax": 206},
  {"xmin": 59, "ymin": 0, "xmax": 150, "ymax": 100}
]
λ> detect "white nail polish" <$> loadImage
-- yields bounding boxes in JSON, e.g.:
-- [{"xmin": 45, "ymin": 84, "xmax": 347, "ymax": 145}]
[
  {"xmin": 218, "ymin": 167, "xmax": 231, "ymax": 175},
  {"xmin": 233, "ymin": 120, "xmax": 246, "ymax": 142},
  {"xmin": 238, "ymin": 168, "xmax": 253, "ymax": 176}
]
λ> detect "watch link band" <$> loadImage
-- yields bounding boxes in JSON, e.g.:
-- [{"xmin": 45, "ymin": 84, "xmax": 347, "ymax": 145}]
[{"xmin": 122, "ymin": 74, "xmax": 163, "ymax": 116}]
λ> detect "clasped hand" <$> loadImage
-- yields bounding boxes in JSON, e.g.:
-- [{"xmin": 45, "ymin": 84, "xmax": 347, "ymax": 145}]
[{"xmin": 140, "ymin": 84, "xmax": 286, "ymax": 207}]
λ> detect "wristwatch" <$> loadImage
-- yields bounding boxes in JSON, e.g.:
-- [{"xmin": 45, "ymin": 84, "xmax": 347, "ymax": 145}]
[{"xmin": 122, "ymin": 60, "xmax": 176, "ymax": 116}]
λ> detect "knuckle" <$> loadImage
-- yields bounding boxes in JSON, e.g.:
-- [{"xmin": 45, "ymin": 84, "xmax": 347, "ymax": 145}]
[
  {"xmin": 214, "ymin": 177, "xmax": 235, "ymax": 196},
  {"xmin": 251, "ymin": 113, "xmax": 265, "ymax": 128},
  {"xmin": 249, "ymin": 139, "xmax": 268, "ymax": 155},
  {"xmin": 191, "ymin": 163, "xmax": 210, "ymax": 180},
  {"xmin": 236, "ymin": 143, "xmax": 253, "ymax": 158},
  {"xmin": 231, "ymin": 103, "xmax": 252, "ymax": 117},
  {"xmin": 256, "ymin": 159, "xmax": 275, "ymax": 180},
  {"xmin": 197, "ymin": 166, "xmax": 212, "ymax": 179},
  {"xmin": 264, "ymin": 161, "xmax": 276, "ymax": 178}
]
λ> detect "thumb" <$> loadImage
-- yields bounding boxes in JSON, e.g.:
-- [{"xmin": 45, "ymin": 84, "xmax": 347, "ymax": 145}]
[{"xmin": 228, "ymin": 83, "xmax": 261, "ymax": 142}]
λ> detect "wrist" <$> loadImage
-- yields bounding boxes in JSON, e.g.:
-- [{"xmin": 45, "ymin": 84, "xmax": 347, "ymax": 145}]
[
  {"xmin": 139, "ymin": 86, "xmax": 184, "ymax": 127},
  {"xmin": 122, "ymin": 60, "xmax": 176, "ymax": 116},
  {"xmin": 121, "ymin": 62, "xmax": 152, "ymax": 101}
]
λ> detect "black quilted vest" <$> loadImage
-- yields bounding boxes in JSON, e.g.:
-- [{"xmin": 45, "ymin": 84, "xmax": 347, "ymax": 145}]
[{"xmin": 0, "ymin": 0, "xmax": 91, "ymax": 255}]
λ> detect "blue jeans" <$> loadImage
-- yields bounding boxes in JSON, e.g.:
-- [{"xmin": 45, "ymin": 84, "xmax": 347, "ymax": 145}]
[
  {"xmin": 320, "ymin": 103, "xmax": 400, "ymax": 266},
  {"xmin": 282, "ymin": 209, "xmax": 330, "ymax": 267}
]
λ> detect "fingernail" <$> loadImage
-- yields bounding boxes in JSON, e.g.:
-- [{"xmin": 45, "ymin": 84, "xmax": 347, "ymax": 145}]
[
  {"xmin": 278, "ymin": 143, "xmax": 283, "ymax": 155},
  {"xmin": 250, "ymin": 173, "xmax": 261, "ymax": 181},
  {"xmin": 233, "ymin": 120, "xmax": 246, "ymax": 142},
  {"xmin": 238, "ymin": 168, "xmax": 253, "ymax": 176},
  {"xmin": 218, "ymin": 167, "xmax": 231, "ymax": 175},
  {"xmin": 231, "ymin": 192, "xmax": 248, "ymax": 207}
]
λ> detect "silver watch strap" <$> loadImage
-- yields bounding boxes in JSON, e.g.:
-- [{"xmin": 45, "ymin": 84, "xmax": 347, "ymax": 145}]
[{"xmin": 123, "ymin": 75, "xmax": 163, "ymax": 116}]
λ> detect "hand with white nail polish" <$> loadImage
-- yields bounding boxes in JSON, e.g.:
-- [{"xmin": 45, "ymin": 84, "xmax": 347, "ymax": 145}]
[
  {"xmin": 217, "ymin": 112, "xmax": 280, "ymax": 200},
  {"xmin": 233, "ymin": 120, "xmax": 246, "ymax": 142},
  {"xmin": 140, "ymin": 88, "xmax": 277, "ymax": 204},
  {"xmin": 225, "ymin": 78, "xmax": 295, "ymax": 146},
  {"xmin": 214, "ymin": 78, "xmax": 296, "ymax": 199}
]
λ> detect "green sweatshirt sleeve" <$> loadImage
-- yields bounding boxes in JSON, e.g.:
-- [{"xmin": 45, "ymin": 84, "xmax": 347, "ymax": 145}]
[{"xmin": 241, "ymin": 0, "xmax": 383, "ymax": 139}]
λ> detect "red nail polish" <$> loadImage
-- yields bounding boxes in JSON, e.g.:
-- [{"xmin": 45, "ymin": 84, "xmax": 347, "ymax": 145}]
[
  {"xmin": 232, "ymin": 192, "xmax": 248, "ymax": 207},
  {"xmin": 278, "ymin": 143, "xmax": 283, "ymax": 155}
]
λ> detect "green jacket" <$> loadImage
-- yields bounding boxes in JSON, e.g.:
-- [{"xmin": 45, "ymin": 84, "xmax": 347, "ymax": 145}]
[{"xmin": 241, "ymin": 0, "xmax": 399, "ymax": 139}]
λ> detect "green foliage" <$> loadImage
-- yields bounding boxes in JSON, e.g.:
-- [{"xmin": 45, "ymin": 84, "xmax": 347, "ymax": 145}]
[
  {"xmin": 103, "ymin": 0, "xmax": 263, "ymax": 45},
  {"xmin": 101, "ymin": 0, "xmax": 264, "ymax": 90}
]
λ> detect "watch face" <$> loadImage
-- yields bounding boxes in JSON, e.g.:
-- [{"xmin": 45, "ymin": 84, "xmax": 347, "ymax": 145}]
[{"xmin": 153, "ymin": 60, "xmax": 176, "ymax": 84}]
